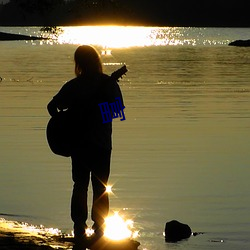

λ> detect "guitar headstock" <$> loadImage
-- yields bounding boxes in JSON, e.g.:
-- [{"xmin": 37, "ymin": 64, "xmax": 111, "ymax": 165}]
[{"xmin": 110, "ymin": 65, "xmax": 128, "ymax": 82}]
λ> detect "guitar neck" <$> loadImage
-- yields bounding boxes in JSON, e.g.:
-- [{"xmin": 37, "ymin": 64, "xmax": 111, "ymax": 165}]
[{"xmin": 110, "ymin": 65, "xmax": 128, "ymax": 82}]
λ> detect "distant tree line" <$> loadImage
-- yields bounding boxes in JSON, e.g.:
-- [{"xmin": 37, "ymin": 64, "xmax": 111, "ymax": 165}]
[
  {"xmin": 0, "ymin": 0, "xmax": 134, "ymax": 26},
  {"xmin": 0, "ymin": 0, "xmax": 249, "ymax": 26}
]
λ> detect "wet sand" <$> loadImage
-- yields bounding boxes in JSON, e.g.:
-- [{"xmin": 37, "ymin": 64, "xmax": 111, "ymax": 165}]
[
  {"xmin": 0, "ymin": 234, "xmax": 53, "ymax": 250},
  {"xmin": 0, "ymin": 219, "xmax": 140, "ymax": 250},
  {"xmin": 0, "ymin": 228, "xmax": 55, "ymax": 249},
  {"xmin": 0, "ymin": 219, "xmax": 69, "ymax": 249}
]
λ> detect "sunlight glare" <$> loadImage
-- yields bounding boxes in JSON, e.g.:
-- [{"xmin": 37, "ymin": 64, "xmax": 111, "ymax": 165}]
[
  {"xmin": 0, "ymin": 218, "xmax": 61, "ymax": 237},
  {"xmin": 85, "ymin": 227, "xmax": 95, "ymax": 237},
  {"xmin": 105, "ymin": 185, "xmax": 113, "ymax": 194},
  {"xmin": 57, "ymin": 26, "xmax": 153, "ymax": 48},
  {"xmin": 104, "ymin": 212, "xmax": 137, "ymax": 241}
]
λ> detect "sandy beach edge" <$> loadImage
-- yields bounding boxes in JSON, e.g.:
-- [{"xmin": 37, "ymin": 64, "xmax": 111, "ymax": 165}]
[
  {"xmin": 0, "ymin": 218, "xmax": 140, "ymax": 250},
  {"xmin": 0, "ymin": 218, "xmax": 72, "ymax": 249}
]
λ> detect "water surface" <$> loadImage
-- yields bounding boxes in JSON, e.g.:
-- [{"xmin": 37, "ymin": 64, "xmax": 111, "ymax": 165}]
[{"xmin": 0, "ymin": 27, "xmax": 250, "ymax": 249}]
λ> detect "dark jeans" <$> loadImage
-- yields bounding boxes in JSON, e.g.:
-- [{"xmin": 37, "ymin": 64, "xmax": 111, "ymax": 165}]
[{"xmin": 71, "ymin": 146, "xmax": 111, "ymax": 237}]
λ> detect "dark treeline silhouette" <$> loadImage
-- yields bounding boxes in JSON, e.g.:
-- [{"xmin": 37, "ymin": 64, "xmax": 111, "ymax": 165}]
[
  {"xmin": 124, "ymin": 0, "xmax": 250, "ymax": 27},
  {"xmin": 0, "ymin": 0, "xmax": 132, "ymax": 26},
  {"xmin": 0, "ymin": 0, "xmax": 250, "ymax": 26}
]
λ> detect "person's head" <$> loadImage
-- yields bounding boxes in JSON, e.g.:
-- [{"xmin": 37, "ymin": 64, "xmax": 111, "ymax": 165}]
[{"xmin": 74, "ymin": 45, "xmax": 103, "ymax": 76}]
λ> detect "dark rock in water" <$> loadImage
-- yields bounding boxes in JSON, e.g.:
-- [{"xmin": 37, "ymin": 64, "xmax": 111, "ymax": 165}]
[
  {"xmin": 164, "ymin": 220, "xmax": 192, "ymax": 242},
  {"xmin": 228, "ymin": 39, "xmax": 250, "ymax": 47},
  {"xmin": 192, "ymin": 231, "xmax": 204, "ymax": 236},
  {"xmin": 0, "ymin": 31, "xmax": 45, "ymax": 41}
]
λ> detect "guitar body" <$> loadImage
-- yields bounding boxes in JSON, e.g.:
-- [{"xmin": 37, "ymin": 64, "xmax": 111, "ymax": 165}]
[
  {"xmin": 46, "ymin": 65, "xmax": 127, "ymax": 157},
  {"xmin": 46, "ymin": 111, "xmax": 72, "ymax": 157}
]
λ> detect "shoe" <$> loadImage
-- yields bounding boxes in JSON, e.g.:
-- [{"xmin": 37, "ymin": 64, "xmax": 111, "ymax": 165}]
[
  {"xmin": 73, "ymin": 242, "xmax": 86, "ymax": 250},
  {"xmin": 73, "ymin": 223, "xmax": 89, "ymax": 249},
  {"xmin": 94, "ymin": 228, "xmax": 104, "ymax": 238},
  {"xmin": 92, "ymin": 223, "xmax": 104, "ymax": 235},
  {"xmin": 90, "ymin": 227, "xmax": 104, "ymax": 245},
  {"xmin": 74, "ymin": 234, "xmax": 90, "ymax": 250}
]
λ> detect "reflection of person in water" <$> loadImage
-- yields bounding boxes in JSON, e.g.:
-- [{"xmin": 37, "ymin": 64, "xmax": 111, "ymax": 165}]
[{"xmin": 47, "ymin": 45, "xmax": 124, "ymax": 244}]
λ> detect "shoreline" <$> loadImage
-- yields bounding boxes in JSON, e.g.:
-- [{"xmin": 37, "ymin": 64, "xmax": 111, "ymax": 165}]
[
  {"xmin": 0, "ymin": 31, "xmax": 45, "ymax": 41},
  {"xmin": 0, "ymin": 218, "xmax": 140, "ymax": 250},
  {"xmin": 0, "ymin": 218, "xmax": 72, "ymax": 250}
]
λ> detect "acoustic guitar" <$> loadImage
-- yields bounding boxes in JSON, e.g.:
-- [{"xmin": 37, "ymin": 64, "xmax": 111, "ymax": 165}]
[{"xmin": 46, "ymin": 65, "xmax": 127, "ymax": 157}]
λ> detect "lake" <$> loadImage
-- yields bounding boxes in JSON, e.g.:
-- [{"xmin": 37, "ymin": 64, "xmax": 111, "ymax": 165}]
[{"xmin": 0, "ymin": 26, "xmax": 250, "ymax": 249}]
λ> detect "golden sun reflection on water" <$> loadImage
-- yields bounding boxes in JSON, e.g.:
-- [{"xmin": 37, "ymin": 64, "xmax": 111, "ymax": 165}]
[
  {"xmin": 56, "ymin": 26, "xmax": 202, "ymax": 48},
  {"xmin": 104, "ymin": 212, "xmax": 139, "ymax": 241},
  {"xmin": 44, "ymin": 26, "xmax": 232, "ymax": 47},
  {"xmin": 57, "ymin": 26, "xmax": 154, "ymax": 48}
]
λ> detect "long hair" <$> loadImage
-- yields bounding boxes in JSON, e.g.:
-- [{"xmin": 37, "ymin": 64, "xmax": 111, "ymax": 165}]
[{"xmin": 74, "ymin": 45, "xmax": 103, "ymax": 76}]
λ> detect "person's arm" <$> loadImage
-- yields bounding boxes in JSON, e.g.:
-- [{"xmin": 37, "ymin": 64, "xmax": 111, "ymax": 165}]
[
  {"xmin": 47, "ymin": 80, "xmax": 73, "ymax": 116},
  {"xmin": 47, "ymin": 99, "xmax": 58, "ymax": 117}
]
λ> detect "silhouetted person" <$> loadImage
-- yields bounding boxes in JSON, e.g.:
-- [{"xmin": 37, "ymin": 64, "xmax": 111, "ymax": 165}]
[{"xmin": 47, "ymin": 45, "xmax": 124, "ymax": 245}]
